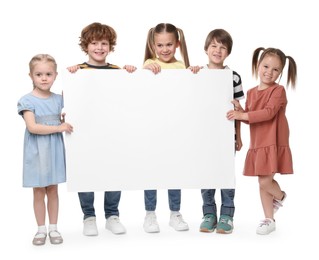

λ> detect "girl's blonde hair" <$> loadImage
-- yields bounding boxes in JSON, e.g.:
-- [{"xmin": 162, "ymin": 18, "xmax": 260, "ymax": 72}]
[
  {"xmin": 143, "ymin": 23, "xmax": 190, "ymax": 68},
  {"xmin": 29, "ymin": 54, "xmax": 57, "ymax": 73}
]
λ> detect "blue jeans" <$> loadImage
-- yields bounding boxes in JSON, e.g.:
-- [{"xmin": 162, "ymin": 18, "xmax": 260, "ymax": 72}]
[
  {"xmin": 78, "ymin": 191, "xmax": 121, "ymax": 220},
  {"xmin": 144, "ymin": 189, "xmax": 181, "ymax": 211},
  {"xmin": 201, "ymin": 189, "xmax": 235, "ymax": 217}
]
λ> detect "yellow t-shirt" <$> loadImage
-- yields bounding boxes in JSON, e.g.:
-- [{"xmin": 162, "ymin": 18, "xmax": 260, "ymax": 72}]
[{"xmin": 144, "ymin": 58, "xmax": 186, "ymax": 69}]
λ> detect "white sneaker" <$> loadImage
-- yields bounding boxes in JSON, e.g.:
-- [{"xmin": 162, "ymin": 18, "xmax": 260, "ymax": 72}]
[
  {"xmin": 169, "ymin": 212, "xmax": 189, "ymax": 231},
  {"xmin": 83, "ymin": 216, "xmax": 98, "ymax": 236},
  {"xmin": 256, "ymin": 218, "xmax": 276, "ymax": 235},
  {"xmin": 143, "ymin": 212, "xmax": 160, "ymax": 233},
  {"xmin": 105, "ymin": 216, "xmax": 126, "ymax": 234}
]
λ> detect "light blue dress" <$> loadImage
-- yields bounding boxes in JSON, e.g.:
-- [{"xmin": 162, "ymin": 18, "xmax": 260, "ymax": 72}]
[{"xmin": 17, "ymin": 92, "xmax": 66, "ymax": 187}]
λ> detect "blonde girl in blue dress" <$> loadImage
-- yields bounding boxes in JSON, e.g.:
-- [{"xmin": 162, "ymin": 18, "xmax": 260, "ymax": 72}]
[{"xmin": 18, "ymin": 54, "xmax": 73, "ymax": 246}]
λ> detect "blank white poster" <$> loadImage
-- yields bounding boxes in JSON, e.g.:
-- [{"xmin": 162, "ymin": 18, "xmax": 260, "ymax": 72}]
[{"xmin": 63, "ymin": 69, "xmax": 235, "ymax": 191}]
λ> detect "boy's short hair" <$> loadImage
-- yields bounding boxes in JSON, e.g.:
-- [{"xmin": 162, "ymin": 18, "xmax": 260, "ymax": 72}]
[
  {"xmin": 204, "ymin": 29, "xmax": 233, "ymax": 55},
  {"xmin": 79, "ymin": 22, "xmax": 117, "ymax": 53}
]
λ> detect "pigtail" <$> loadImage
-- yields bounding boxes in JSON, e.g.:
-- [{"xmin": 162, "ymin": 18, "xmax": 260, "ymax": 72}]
[
  {"xmin": 177, "ymin": 28, "xmax": 190, "ymax": 68},
  {"xmin": 252, "ymin": 47, "xmax": 265, "ymax": 79},
  {"xmin": 286, "ymin": 56, "xmax": 297, "ymax": 89},
  {"xmin": 144, "ymin": 28, "xmax": 156, "ymax": 64}
]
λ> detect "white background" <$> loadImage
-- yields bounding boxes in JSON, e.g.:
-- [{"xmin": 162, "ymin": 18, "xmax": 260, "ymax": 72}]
[{"xmin": 0, "ymin": 0, "xmax": 317, "ymax": 259}]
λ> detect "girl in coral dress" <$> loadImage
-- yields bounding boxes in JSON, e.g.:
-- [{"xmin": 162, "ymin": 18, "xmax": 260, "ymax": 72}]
[{"xmin": 226, "ymin": 47, "xmax": 297, "ymax": 235}]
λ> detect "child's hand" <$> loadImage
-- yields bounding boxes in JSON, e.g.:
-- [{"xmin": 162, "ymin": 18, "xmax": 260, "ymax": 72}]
[
  {"xmin": 226, "ymin": 109, "xmax": 242, "ymax": 120},
  {"xmin": 231, "ymin": 100, "xmax": 244, "ymax": 112},
  {"xmin": 227, "ymin": 100, "xmax": 244, "ymax": 120},
  {"xmin": 123, "ymin": 65, "xmax": 137, "ymax": 73},
  {"xmin": 67, "ymin": 65, "xmax": 80, "ymax": 73},
  {"xmin": 59, "ymin": 122, "xmax": 73, "ymax": 134},
  {"xmin": 188, "ymin": 65, "xmax": 203, "ymax": 74},
  {"xmin": 143, "ymin": 63, "xmax": 161, "ymax": 74},
  {"xmin": 235, "ymin": 137, "xmax": 243, "ymax": 151}
]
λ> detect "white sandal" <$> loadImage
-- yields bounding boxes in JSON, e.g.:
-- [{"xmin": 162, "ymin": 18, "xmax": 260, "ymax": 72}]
[
  {"xmin": 32, "ymin": 232, "xmax": 47, "ymax": 246},
  {"xmin": 49, "ymin": 230, "xmax": 63, "ymax": 244}
]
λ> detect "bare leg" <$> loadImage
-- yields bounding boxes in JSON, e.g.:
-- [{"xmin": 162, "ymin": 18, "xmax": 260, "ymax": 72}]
[
  {"xmin": 258, "ymin": 175, "xmax": 284, "ymax": 219},
  {"xmin": 33, "ymin": 187, "xmax": 46, "ymax": 226},
  {"xmin": 46, "ymin": 185, "xmax": 59, "ymax": 225}
]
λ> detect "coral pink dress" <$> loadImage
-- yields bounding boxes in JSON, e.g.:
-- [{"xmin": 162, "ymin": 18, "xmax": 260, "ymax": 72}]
[{"xmin": 243, "ymin": 84, "xmax": 293, "ymax": 176}]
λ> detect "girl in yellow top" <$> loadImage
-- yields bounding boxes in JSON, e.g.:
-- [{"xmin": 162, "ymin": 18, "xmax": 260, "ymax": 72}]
[
  {"xmin": 143, "ymin": 23, "xmax": 192, "ymax": 73},
  {"xmin": 142, "ymin": 23, "xmax": 200, "ymax": 233}
]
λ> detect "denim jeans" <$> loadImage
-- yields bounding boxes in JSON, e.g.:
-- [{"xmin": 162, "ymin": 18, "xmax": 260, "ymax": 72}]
[
  {"xmin": 201, "ymin": 189, "xmax": 235, "ymax": 217},
  {"xmin": 78, "ymin": 191, "xmax": 121, "ymax": 220},
  {"xmin": 144, "ymin": 189, "xmax": 181, "ymax": 211}
]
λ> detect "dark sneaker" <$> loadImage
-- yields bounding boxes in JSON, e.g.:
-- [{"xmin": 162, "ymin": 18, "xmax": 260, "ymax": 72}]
[
  {"xmin": 216, "ymin": 215, "xmax": 233, "ymax": 234},
  {"xmin": 199, "ymin": 214, "xmax": 217, "ymax": 232}
]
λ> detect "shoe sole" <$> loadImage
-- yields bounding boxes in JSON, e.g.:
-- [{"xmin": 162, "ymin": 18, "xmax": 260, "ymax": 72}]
[
  {"xmin": 83, "ymin": 231, "xmax": 98, "ymax": 236},
  {"xmin": 170, "ymin": 225, "xmax": 189, "ymax": 231},
  {"xmin": 32, "ymin": 240, "xmax": 46, "ymax": 246},
  {"xmin": 105, "ymin": 225, "xmax": 126, "ymax": 234},
  {"xmin": 256, "ymin": 227, "xmax": 276, "ymax": 235},
  {"xmin": 49, "ymin": 237, "xmax": 63, "ymax": 244},
  {"xmin": 106, "ymin": 230, "xmax": 126, "ymax": 234},
  {"xmin": 144, "ymin": 228, "xmax": 160, "ymax": 233},
  {"xmin": 199, "ymin": 228, "xmax": 215, "ymax": 233},
  {"xmin": 216, "ymin": 228, "xmax": 233, "ymax": 234},
  {"xmin": 174, "ymin": 228, "xmax": 189, "ymax": 231}
]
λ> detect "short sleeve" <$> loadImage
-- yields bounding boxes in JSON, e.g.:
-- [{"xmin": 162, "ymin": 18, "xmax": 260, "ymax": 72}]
[
  {"xmin": 52, "ymin": 93, "xmax": 63, "ymax": 110},
  {"xmin": 233, "ymin": 71, "xmax": 244, "ymax": 100},
  {"xmin": 143, "ymin": 59, "xmax": 155, "ymax": 66},
  {"xmin": 17, "ymin": 96, "xmax": 34, "ymax": 116}
]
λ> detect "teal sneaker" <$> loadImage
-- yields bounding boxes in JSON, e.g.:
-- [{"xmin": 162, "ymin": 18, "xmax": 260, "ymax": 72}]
[
  {"xmin": 199, "ymin": 214, "xmax": 217, "ymax": 232},
  {"xmin": 216, "ymin": 215, "xmax": 233, "ymax": 234}
]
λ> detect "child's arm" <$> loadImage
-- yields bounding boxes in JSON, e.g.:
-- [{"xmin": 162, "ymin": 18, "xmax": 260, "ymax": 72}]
[
  {"xmin": 244, "ymin": 87, "xmax": 287, "ymax": 124},
  {"xmin": 232, "ymin": 99, "xmax": 244, "ymax": 112},
  {"xmin": 230, "ymin": 99, "xmax": 243, "ymax": 151},
  {"xmin": 23, "ymin": 110, "xmax": 73, "ymax": 135},
  {"xmin": 67, "ymin": 65, "xmax": 80, "ymax": 73},
  {"xmin": 235, "ymin": 120, "xmax": 242, "ymax": 151},
  {"xmin": 123, "ymin": 65, "xmax": 137, "ymax": 73},
  {"xmin": 226, "ymin": 99, "xmax": 249, "ymax": 121}
]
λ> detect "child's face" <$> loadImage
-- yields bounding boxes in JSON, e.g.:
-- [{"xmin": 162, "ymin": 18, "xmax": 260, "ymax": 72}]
[
  {"xmin": 205, "ymin": 39, "xmax": 229, "ymax": 68},
  {"xmin": 29, "ymin": 61, "xmax": 57, "ymax": 93},
  {"xmin": 87, "ymin": 39, "xmax": 110, "ymax": 65},
  {"xmin": 153, "ymin": 32, "xmax": 179, "ymax": 63},
  {"xmin": 258, "ymin": 54, "xmax": 283, "ymax": 85}
]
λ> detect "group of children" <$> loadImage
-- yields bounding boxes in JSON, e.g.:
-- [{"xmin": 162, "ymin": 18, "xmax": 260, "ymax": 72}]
[{"xmin": 17, "ymin": 22, "xmax": 297, "ymax": 246}]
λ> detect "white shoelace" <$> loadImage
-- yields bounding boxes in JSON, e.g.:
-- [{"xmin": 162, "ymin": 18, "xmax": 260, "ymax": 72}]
[
  {"xmin": 146, "ymin": 214, "xmax": 158, "ymax": 225},
  {"xmin": 259, "ymin": 219, "xmax": 272, "ymax": 227},
  {"xmin": 109, "ymin": 216, "xmax": 120, "ymax": 223},
  {"xmin": 173, "ymin": 214, "xmax": 186, "ymax": 224}
]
